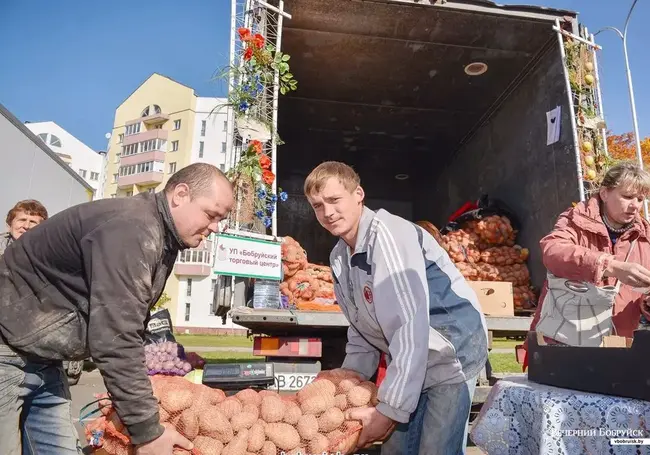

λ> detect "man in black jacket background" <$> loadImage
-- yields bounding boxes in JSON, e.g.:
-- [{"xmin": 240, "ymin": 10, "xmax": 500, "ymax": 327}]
[{"xmin": 0, "ymin": 162, "xmax": 234, "ymax": 455}]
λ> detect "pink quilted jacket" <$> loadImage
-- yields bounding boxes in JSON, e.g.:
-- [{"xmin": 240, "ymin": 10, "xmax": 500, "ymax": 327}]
[{"xmin": 523, "ymin": 196, "xmax": 650, "ymax": 367}]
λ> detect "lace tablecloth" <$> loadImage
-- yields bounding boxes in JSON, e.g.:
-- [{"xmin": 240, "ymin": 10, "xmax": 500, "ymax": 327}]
[{"xmin": 470, "ymin": 375, "xmax": 650, "ymax": 454}]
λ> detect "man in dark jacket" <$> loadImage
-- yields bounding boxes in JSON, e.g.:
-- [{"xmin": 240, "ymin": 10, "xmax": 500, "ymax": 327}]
[{"xmin": 0, "ymin": 163, "xmax": 234, "ymax": 455}]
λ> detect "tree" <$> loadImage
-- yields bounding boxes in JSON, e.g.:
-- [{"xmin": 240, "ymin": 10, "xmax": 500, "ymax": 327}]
[
  {"xmin": 606, "ymin": 131, "xmax": 650, "ymax": 164},
  {"xmin": 151, "ymin": 291, "xmax": 171, "ymax": 312}
]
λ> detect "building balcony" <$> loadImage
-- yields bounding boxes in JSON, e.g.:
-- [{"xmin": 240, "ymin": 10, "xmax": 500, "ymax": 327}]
[
  {"xmin": 117, "ymin": 171, "xmax": 164, "ymax": 188},
  {"xmin": 123, "ymin": 128, "xmax": 168, "ymax": 146},
  {"xmin": 120, "ymin": 150, "xmax": 166, "ymax": 167},
  {"xmin": 142, "ymin": 113, "xmax": 169, "ymax": 127},
  {"xmin": 174, "ymin": 263, "xmax": 212, "ymax": 277}
]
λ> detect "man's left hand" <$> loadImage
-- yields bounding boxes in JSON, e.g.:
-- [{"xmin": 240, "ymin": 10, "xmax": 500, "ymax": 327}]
[{"xmin": 345, "ymin": 406, "xmax": 396, "ymax": 448}]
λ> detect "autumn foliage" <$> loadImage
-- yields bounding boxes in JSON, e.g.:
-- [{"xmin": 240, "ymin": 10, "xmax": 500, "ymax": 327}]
[{"xmin": 606, "ymin": 131, "xmax": 650, "ymax": 164}]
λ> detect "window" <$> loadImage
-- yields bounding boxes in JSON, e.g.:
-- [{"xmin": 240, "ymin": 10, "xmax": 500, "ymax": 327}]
[
  {"xmin": 199, "ymin": 141, "xmax": 204, "ymax": 158},
  {"xmin": 174, "ymin": 120, "xmax": 181, "ymax": 130},
  {"xmin": 185, "ymin": 303, "xmax": 190, "ymax": 322},
  {"xmin": 37, "ymin": 133, "xmax": 48, "ymax": 143},
  {"xmin": 201, "ymin": 120, "xmax": 206, "ymax": 136},
  {"xmin": 112, "ymin": 173, "xmax": 118, "ymax": 183},
  {"xmin": 122, "ymin": 143, "xmax": 139, "ymax": 156},
  {"xmin": 115, "ymin": 152, "xmax": 121, "ymax": 163},
  {"xmin": 90, "ymin": 172, "xmax": 99, "ymax": 181},
  {"xmin": 125, "ymin": 123, "xmax": 141, "ymax": 136},
  {"xmin": 177, "ymin": 249, "xmax": 211, "ymax": 264},
  {"xmin": 50, "ymin": 135, "xmax": 61, "ymax": 147},
  {"xmin": 141, "ymin": 105, "xmax": 162, "ymax": 117},
  {"xmin": 171, "ymin": 141, "xmax": 179, "ymax": 152},
  {"xmin": 211, "ymin": 279, "xmax": 217, "ymax": 292},
  {"xmin": 126, "ymin": 190, "xmax": 133, "ymax": 197},
  {"xmin": 78, "ymin": 169, "xmax": 87, "ymax": 178},
  {"xmin": 221, "ymin": 142, "xmax": 227, "ymax": 153},
  {"xmin": 223, "ymin": 121, "xmax": 227, "ymax": 132},
  {"xmin": 169, "ymin": 162, "xmax": 177, "ymax": 174},
  {"xmin": 187, "ymin": 279, "xmax": 192, "ymax": 297},
  {"xmin": 118, "ymin": 134, "xmax": 124, "ymax": 144},
  {"xmin": 118, "ymin": 161, "xmax": 164, "ymax": 176}
]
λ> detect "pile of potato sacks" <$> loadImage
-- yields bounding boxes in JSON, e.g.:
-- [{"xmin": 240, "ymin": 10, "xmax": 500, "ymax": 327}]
[
  {"xmin": 89, "ymin": 370, "xmax": 379, "ymax": 455},
  {"xmin": 439, "ymin": 215, "xmax": 537, "ymax": 311}
]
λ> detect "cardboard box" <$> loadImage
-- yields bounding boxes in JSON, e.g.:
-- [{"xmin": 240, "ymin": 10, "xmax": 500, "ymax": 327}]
[{"xmin": 468, "ymin": 281, "xmax": 514, "ymax": 317}]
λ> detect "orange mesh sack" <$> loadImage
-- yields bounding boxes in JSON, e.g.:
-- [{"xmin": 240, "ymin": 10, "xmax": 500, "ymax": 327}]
[
  {"xmin": 87, "ymin": 371, "xmax": 378, "ymax": 455},
  {"xmin": 281, "ymin": 236, "xmax": 308, "ymax": 278}
]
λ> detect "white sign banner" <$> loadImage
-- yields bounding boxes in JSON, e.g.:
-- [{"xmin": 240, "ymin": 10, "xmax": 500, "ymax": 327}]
[{"xmin": 213, "ymin": 233, "xmax": 282, "ymax": 280}]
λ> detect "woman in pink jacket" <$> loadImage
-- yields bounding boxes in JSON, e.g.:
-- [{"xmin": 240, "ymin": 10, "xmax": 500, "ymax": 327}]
[{"xmin": 524, "ymin": 161, "xmax": 650, "ymax": 369}]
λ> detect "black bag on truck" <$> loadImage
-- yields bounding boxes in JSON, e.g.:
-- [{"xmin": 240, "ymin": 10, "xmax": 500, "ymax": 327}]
[
  {"xmin": 144, "ymin": 308, "xmax": 177, "ymax": 344},
  {"xmin": 442, "ymin": 194, "xmax": 521, "ymax": 234}
]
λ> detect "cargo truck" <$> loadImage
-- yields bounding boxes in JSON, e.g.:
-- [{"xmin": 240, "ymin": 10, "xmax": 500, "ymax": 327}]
[{"xmin": 216, "ymin": 0, "xmax": 608, "ymax": 409}]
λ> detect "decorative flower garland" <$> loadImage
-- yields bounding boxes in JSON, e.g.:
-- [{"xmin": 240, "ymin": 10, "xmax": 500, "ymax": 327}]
[{"xmin": 223, "ymin": 24, "xmax": 298, "ymax": 228}]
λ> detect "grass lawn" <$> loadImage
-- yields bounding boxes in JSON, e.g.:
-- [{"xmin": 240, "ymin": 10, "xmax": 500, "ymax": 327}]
[
  {"xmin": 491, "ymin": 337, "xmax": 524, "ymax": 350},
  {"xmin": 175, "ymin": 334, "xmax": 253, "ymax": 348},
  {"xmin": 201, "ymin": 351, "xmax": 259, "ymax": 364},
  {"xmin": 488, "ymin": 353, "xmax": 522, "ymax": 374}
]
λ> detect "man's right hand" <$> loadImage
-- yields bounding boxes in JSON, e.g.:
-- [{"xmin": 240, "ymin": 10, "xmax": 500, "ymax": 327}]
[
  {"xmin": 606, "ymin": 260, "xmax": 650, "ymax": 288},
  {"xmin": 135, "ymin": 424, "xmax": 193, "ymax": 455}
]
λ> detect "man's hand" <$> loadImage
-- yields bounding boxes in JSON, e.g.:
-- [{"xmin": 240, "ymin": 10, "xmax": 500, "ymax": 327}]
[
  {"xmin": 135, "ymin": 424, "xmax": 193, "ymax": 455},
  {"xmin": 345, "ymin": 406, "xmax": 396, "ymax": 449}
]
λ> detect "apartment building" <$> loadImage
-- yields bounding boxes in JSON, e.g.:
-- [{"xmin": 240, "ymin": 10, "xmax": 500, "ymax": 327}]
[
  {"xmin": 25, "ymin": 121, "xmax": 106, "ymax": 196},
  {"xmin": 102, "ymin": 73, "xmax": 244, "ymax": 334}
]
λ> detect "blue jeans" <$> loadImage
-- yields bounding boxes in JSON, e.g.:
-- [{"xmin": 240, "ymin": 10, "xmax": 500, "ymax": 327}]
[
  {"xmin": 0, "ymin": 346, "xmax": 81, "ymax": 455},
  {"xmin": 381, "ymin": 375, "xmax": 478, "ymax": 455}
]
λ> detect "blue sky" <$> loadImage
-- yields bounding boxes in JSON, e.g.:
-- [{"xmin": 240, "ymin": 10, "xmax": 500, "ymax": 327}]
[{"xmin": 0, "ymin": 0, "xmax": 648, "ymax": 151}]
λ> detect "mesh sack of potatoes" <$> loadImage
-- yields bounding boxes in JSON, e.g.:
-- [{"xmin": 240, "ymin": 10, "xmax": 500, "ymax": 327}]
[
  {"xmin": 479, "ymin": 245, "xmax": 529, "ymax": 266},
  {"xmin": 88, "ymin": 371, "xmax": 378, "ymax": 455},
  {"xmin": 440, "ymin": 230, "xmax": 481, "ymax": 264},
  {"xmin": 281, "ymin": 236, "xmax": 308, "ymax": 278}
]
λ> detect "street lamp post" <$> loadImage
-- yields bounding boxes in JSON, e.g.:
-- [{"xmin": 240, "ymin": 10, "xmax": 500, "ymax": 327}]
[{"xmin": 596, "ymin": 0, "xmax": 646, "ymax": 218}]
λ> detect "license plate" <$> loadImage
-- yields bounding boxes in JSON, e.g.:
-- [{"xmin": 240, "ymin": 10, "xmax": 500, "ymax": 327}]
[{"xmin": 273, "ymin": 373, "xmax": 317, "ymax": 391}]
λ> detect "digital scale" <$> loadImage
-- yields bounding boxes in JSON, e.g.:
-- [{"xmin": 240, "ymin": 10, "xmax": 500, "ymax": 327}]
[{"xmin": 202, "ymin": 362, "xmax": 276, "ymax": 393}]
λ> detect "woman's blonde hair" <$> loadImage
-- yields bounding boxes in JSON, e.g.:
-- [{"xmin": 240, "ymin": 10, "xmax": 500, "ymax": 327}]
[
  {"xmin": 600, "ymin": 161, "xmax": 650, "ymax": 197},
  {"xmin": 304, "ymin": 161, "xmax": 360, "ymax": 196}
]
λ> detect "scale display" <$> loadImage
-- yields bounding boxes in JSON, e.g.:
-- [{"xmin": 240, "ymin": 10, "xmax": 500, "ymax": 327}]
[{"xmin": 202, "ymin": 362, "xmax": 275, "ymax": 391}]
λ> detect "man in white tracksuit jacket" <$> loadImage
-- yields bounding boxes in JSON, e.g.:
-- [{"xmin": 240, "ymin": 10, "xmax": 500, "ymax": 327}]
[{"xmin": 305, "ymin": 161, "xmax": 488, "ymax": 455}]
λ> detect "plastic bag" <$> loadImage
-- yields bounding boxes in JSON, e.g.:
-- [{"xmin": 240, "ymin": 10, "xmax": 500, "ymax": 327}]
[{"xmin": 145, "ymin": 309, "xmax": 177, "ymax": 344}]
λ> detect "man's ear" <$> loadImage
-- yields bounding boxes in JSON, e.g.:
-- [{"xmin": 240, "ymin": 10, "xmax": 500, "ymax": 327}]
[
  {"xmin": 355, "ymin": 185, "xmax": 365, "ymax": 204},
  {"xmin": 171, "ymin": 183, "xmax": 191, "ymax": 207}
]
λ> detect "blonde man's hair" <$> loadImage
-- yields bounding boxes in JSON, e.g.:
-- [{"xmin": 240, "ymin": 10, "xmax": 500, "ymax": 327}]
[
  {"xmin": 600, "ymin": 161, "xmax": 650, "ymax": 197},
  {"xmin": 304, "ymin": 161, "xmax": 360, "ymax": 196}
]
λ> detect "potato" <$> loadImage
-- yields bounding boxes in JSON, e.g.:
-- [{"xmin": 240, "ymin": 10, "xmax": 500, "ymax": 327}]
[
  {"xmin": 265, "ymin": 422, "xmax": 301, "ymax": 450},
  {"xmin": 359, "ymin": 381, "xmax": 379, "ymax": 406},
  {"xmin": 283, "ymin": 402, "xmax": 302, "ymax": 425},
  {"xmin": 258, "ymin": 390, "xmax": 280, "ymax": 399},
  {"xmin": 297, "ymin": 379, "xmax": 336, "ymax": 403},
  {"xmin": 208, "ymin": 388, "xmax": 227, "ymax": 405},
  {"xmin": 286, "ymin": 447, "xmax": 306, "ymax": 455},
  {"xmin": 260, "ymin": 396, "xmax": 286, "ymax": 423},
  {"xmin": 158, "ymin": 406, "xmax": 170, "ymax": 422},
  {"xmin": 256, "ymin": 418, "xmax": 268, "ymax": 428},
  {"xmin": 161, "ymin": 389, "xmax": 193, "ymax": 413},
  {"xmin": 347, "ymin": 385, "xmax": 372, "ymax": 407},
  {"xmin": 193, "ymin": 435, "xmax": 224, "ymax": 455},
  {"xmin": 327, "ymin": 429, "xmax": 345, "ymax": 445},
  {"xmin": 199, "ymin": 408, "xmax": 233, "ymax": 443},
  {"xmin": 247, "ymin": 422, "xmax": 265, "ymax": 452},
  {"xmin": 242, "ymin": 404, "xmax": 259, "ymax": 420},
  {"xmin": 231, "ymin": 411, "xmax": 257, "ymax": 432},
  {"xmin": 318, "ymin": 407, "xmax": 345, "ymax": 432},
  {"xmin": 338, "ymin": 377, "xmax": 360, "ymax": 393},
  {"xmin": 222, "ymin": 428, "xmax": 249, "ymax": 455},
  {"xmin": 334, "ymin": 394, "xmax": 348, "ymax": 411},
  {"xmin": 220, "ymin": 397, "xmax": 243, "ymax": 419},
  {"xmin": 309, "ymin": 433, "xmax": 330, "ymax": 454},
  {"xmin": 297, "ymin": 414, "xmax": 319, "ymax": 440},
  {"xmin": 300, "ymin": 394, "xmax": 335, "ymax": 415},
  {"xmin": 260, "ymin": 441, "xmax": 277, "ymax": 455},
  {"xmin": 236, "ymin": 388, "xmax": 261, "ymax": 407},
  {"xmin": 178, "ymin": 408, "xmax": 199, "ymax": 440}
]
